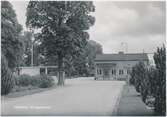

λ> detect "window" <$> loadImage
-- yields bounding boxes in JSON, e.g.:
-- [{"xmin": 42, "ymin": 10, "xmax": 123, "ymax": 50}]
[
  {"xmin": 97, "ymin": 69, "xmax": 102, "ymax": 75},
  {"xmin": 119, "ymin": 70, "xmax": 121, "ymax": 75},
  {"xmin": 119, "ymin": 69, "xmax": 124, "ymax": 75},
  {"xmin": 99, "ymin": 69, "xmax": 102, "ymax": 75},
  {"xmin": 112, "ymin": 70, "xmax": 114, "ymax": 75},
  {"xmin": 122, "ymin": 70, "xmax": 124, "ymax": 74},
  {"xmin": 112, "ymin": 69, "xmax": 116, "ymax": 75}
]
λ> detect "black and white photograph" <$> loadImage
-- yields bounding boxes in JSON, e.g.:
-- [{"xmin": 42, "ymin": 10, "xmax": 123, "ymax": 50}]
[{"xmin": 1, "ymin": 0, "xmax": 166, "ymax": 116}]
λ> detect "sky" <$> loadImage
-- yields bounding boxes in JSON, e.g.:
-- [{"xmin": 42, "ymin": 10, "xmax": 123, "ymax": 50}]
[{"xmin": 11, "ymin": 1, "xmax": 166, "ymax": 54}]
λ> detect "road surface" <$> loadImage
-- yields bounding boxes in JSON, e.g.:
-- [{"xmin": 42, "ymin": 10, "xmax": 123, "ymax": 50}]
[{"xmin": 2, "ymin": 77, "xmax": 125, "ymax": 116}]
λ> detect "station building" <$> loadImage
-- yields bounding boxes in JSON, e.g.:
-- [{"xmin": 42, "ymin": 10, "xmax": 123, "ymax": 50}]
[{"xmin": 94, "ymin": 52, "xmax": 149, "ymax": 80}]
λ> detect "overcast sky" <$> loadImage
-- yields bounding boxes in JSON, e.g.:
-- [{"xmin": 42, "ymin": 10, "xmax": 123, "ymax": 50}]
[{"xmin": 11, "ymin": 1, "xmax": 166, "ymax": 54}]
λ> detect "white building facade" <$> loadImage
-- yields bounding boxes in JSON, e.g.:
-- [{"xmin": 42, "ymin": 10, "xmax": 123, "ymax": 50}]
[
  {"xmin": 95, "ymin": 52, "xmax": 149, "ymax": 80},
  {"xmin": 16, "ymin": 66, "xmax": 58, "ymax": 76}
]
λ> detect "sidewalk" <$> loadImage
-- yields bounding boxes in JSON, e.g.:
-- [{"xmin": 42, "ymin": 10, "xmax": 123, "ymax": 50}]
[{"xmin": 116, "ymin": 84, "xmax": 154, "ymax": 116}]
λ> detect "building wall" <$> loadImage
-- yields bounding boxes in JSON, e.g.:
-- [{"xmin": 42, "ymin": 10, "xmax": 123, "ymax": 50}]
[
  {"xmin": 95, "ymin": 66, "xmax": 104, "ymax": 80},
  {"xmin": 18, "ymin": 66, "xmax": 58, "ymax": 76},
  {"xmin": 20, "ymin": 67, "xmax": 40, "ymax": 76},
  {"xmin": 95, "ymin": 60, "xmax": 148, "ymax": 80}
]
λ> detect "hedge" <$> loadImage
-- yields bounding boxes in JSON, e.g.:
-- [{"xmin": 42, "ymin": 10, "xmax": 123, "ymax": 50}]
[
  {"xmin": 16, "ymin": 74, "xmax": 55, "ymax": 88},
  {"xmin": 130, "ymin": 45, "xmax": 166, "ymax": 115}
]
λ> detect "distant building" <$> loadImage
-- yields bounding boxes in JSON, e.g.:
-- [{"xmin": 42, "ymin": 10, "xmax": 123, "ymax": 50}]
[
  {"xmin": 16, "ymin": 66, "xmax": 58, "ymax": 76},
  {"xmin": 94, "ymin": 52, "xmax": 149, "ymax": 80}
]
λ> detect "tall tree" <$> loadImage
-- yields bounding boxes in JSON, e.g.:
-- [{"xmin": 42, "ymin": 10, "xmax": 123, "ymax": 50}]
[
  {"xmin": 130, "ymin": 45, "xmax": 166, "ymax": 115},
  {"xmin": 26, "ymin": 1, "xmax": 95, "ymax": 85},
  {"xmin": 1, "ymin": 1, "xmax": 23, "ymax": 70},
  {"xmin": 131, "ymin": 61, "xmax": 146, "ymax": 93},
  {"xmin": 1, "ymin": 1, "xmax": 23, "ymax": 94},
  {"xmin": 21, "ymin": 31, "xmax": 43, "ymax": 66},
  {"xmin": 64, "ymin": 40, "xmax": 103, "ymax": 77},
  {"xmin": 153, "ymin": 45, "xmax": 166, "ymax": 115},
  {"xmin": 88, "ymin": 40, "xmax": 103, "ymax": 55},
  {"xmin": 87, "ymin": 40, "xmax": 103, "ymax": 75}
]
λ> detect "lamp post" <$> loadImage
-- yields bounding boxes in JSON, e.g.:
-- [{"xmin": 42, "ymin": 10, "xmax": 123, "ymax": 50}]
[
  {"xmin": 31, "ymin": 42, "xmax": 33, "ymax": 67},
  {"xmin": 30, "ymin": 29, "xmax": 34, "ymax": 67}
]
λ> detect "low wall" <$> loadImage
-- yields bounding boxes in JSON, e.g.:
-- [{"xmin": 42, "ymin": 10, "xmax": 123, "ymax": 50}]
[{"xmin": 20, "ymin": 67, "xmax": 40, "ymax": 76}]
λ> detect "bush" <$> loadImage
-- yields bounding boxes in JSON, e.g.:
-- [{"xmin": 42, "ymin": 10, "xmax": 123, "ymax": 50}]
[
  {"xmin": 36, "ymin": 74, "xmax": 55, "ymax": 88},
  {"xmin": 30, "ymin": 75, "xmax": 41, "ymax": 86},
  {"xmin": 1, "ymin": 55, "xmax": 15, "ymax": 95},
  {"xmin": 153, "ymin": 45, "xmax": 166, "ymax": 115},
  {"xmin": 140, "ymin": 77, "xmax": 149, "ymax": 103},
  {"xmin": 17, "ymin": 74, "xmax": 33, "ymax": 86},
  {"xmin": 129, "ymin": 69, "xmax": 135, "ymax": 85},
  {"xmin": 131, "ymin": 62, "xmax": 146, "ymax": 93},
  {"xmin": 16, "ymin": 74, "xmax": 55, "ymax": 88},
  {"xmin": 130, "ymin": 45, "xmax": 166, "ymax": 115}
]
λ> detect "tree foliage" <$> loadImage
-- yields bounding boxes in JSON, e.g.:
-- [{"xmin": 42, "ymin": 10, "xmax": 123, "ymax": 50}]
[
  {"xmin": 130, "ymin": 45, "xmax": 166, "ymax": 115},
  {"xmin": 153, "ymin": 45, "xmax": 166, "ymax": 115},
  {"xmin": 87, "ymin": 40, "xmax": 103, "ymax": 74},
  {"xmin": 88, "ymin": 40, "xmax": 103, "ymax": 55},
  {"xmin": 1, "ymin": 54, "xmax": 14, "ymax": 95},
  {"xmin": 64, "ymin": 40, "xmax": 103, "ymax": 77},
  {"xmin": 26, "ymin": 1, "xmax": 95, "ymax": 85},
  {"xmin": 1, "ymin": 1, "xmax": 23, "ymax": 70},
  {"xmin": 21, "ymin": 31, "xmax": 43, "ymax": 66},
  {"xmin": 21, "ymin": 31, "xmax": 32, "ymax": 66},
  {"xmin": 1, "ymin": 1, "xmax": 23, "ymax": 95},
  {"xmin": 131, "ymin": 61, "xmax": 146, "ymax": 93}
]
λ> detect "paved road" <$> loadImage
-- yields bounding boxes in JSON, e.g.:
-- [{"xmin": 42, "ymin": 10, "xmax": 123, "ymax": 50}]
[{"xmin": 2, "ymin": 77, "xmax": 125, "ymax": 116}]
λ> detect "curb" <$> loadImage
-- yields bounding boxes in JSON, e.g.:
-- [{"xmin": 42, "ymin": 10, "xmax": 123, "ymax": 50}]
[{"xmin": 111, "ymin": 83, "xmax": 125, "ymax": 116}]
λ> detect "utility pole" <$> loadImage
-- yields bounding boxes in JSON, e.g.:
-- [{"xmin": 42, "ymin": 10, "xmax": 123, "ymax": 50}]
[
  {"xmin": 31, "ymin": 42, "xmax": 33, "ymax": 67},
  {"xmin": 31, "ymin": 29, "xmax": 34, "ymax": 67}
]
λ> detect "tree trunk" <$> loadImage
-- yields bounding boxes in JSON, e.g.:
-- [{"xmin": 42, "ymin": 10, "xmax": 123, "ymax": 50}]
[{"xmin": 57, "ymin": 55, "xmax": 65, "ymax": 86}]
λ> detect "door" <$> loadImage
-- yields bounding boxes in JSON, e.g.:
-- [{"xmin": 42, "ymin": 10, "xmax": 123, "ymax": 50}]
[{"xmin": 103, "ymin": 69, "xmax": 110, "ymax": 80}]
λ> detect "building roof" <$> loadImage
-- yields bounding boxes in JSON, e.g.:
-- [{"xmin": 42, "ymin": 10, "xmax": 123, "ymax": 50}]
[{"xmin": 95, "ymin": 53, "xmax": 148, "ymax": 62}]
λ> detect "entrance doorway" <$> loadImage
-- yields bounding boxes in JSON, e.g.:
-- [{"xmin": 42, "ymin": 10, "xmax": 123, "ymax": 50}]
[{"xmin": 103, "ymin": 69, "xmax": 110, "ymax": 79}]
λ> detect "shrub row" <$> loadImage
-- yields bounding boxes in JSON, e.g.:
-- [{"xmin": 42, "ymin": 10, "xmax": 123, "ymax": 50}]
[
  {"xmin": 130, "ymin": 45, "xmax": 166, "ymax": 115},
  {"xmin": 15, "ymin": 74, "xmax": 55, "ymax": 88}
]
